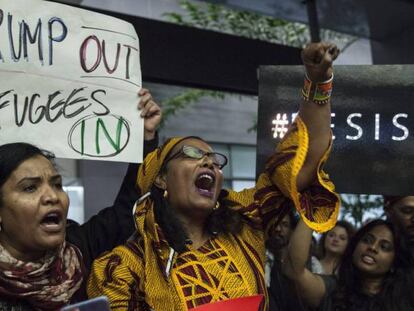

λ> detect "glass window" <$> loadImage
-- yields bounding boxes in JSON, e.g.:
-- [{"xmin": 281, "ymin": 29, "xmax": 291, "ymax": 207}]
[
  {"xmin": 230, "ymin": 145, "xmax": 256, "ymax": 178},
  {"xmin": 210, "ymin": 143, "xmax": 231, "ymax": 178},
  {"xmin": 64, "ymin": 185, "xmax": 85, "ymax": 224},
  {"xmin": 210, "ymin": 143, "xmax": 256, "ymax": 191}
]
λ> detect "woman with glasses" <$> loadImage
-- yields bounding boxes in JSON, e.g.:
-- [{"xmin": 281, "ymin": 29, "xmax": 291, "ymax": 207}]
[{"xmin": 87, "ymin": 42, "xmax": 341, "ymax": 310}]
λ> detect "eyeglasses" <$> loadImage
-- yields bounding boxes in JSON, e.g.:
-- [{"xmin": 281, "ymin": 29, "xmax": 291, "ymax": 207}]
[{"xmin": 165, "ymin": 145, "xmax": 228, "ymax": 169}]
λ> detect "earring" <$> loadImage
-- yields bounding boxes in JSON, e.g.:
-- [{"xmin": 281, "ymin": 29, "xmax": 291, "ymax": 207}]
[
  {"xmin": 0, "ymin": 223, "xmax": 2, "ymax": 232},
  {"xmin": 163, "ymin": 190, "xmax": 168, "ymax": 199},
  {"xmin": 213, "ymin": 201, "xmax": 220, "ymax": 210}
]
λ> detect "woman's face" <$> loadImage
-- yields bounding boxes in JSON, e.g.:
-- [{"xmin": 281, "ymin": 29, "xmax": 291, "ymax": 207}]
[
  {"xmin": 0, "ymin": 155, "xmax": 69, "ymax": 261},
  {"xmin": 161, "ymin": 138, "xmax": 224, "ymax": 216},
  {"xmin": 324, "ymin": 225, "xmax": 349, "ymax": 256},
  {"xmin": 352, "ymin": 225, "xmax": 395, "ymax": 277}
]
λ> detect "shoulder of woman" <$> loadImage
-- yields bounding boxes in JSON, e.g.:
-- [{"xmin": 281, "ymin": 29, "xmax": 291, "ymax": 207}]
[{"xmin": 93, "ymin": 241, "xmax": 144, "ymax": 269}]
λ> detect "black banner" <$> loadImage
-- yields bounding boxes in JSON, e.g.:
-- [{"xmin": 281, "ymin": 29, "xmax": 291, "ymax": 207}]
[{"xmin": 257, "ymin": 65, "xmax": 414, "ymax": 195}]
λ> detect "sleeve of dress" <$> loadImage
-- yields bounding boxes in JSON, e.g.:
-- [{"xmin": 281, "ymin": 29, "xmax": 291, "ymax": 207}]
[
  {"xmin": 66, "ymin": 135, "xmax": 159, "ymax": 269},
  {"xmin": 266, "ymin": 116, "xmax": 340, "ymax": 233},
  {"xmin": 87, "ymin": 241, "xmax": 146, "ymax": 310},
  {"xmin": 223, "ymin": 116, "xmax": 339, "ymax": 235}
]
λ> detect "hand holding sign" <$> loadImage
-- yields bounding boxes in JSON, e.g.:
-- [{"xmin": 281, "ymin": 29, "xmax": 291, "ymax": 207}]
[
  {"xmin": 0, "ymin": 0, "xmax": 143, "ymax": 162},
  {"xmin": 139, "ymin": 88, "xmax": 162, "ymax": 141}
]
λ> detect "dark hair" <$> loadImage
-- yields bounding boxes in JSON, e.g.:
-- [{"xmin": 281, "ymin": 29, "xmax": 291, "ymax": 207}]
[
  {"xmin": 318, "ymin": 220, "xmax": 356, "ymax": 259},
  {"xmin": 0, "ymin": 142, "xmax": 55, "ymax": 206},
  {"xmin": 265, "ymin": 202, "xmax": 299, "ymax": 256},
  {"xmin": 152, "ymin": 186, "xmax": 242, "ymax": 253},
  {"xmin": 332, "ymin": 219, "xmax": 414, "ymax": 311},
  {"xmin": 383, "ymin": 195, "xmax": 404, "ymax": 210}
]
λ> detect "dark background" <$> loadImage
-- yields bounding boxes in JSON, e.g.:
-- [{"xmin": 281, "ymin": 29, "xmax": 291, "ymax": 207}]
[
  {"xmin": 52, "ymin": 0, "xmax": 414, "ymax": 217},
  {"xmin": 257, "ymin": 65, "xmax": 414, "ymax": 195}
]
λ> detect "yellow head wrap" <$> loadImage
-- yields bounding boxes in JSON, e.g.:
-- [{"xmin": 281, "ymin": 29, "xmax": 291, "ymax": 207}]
[{"xmin": 134, "ymin": 136, "xmax": 204, "ymax": 215}]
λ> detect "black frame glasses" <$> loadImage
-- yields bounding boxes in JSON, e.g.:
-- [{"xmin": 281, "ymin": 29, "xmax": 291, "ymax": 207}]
[{"xmin": 165, "ymin": 145, "xmax": 228, "ymax": 169}]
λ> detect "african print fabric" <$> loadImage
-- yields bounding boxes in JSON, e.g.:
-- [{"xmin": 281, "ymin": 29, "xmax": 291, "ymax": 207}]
[{"xmin": 87, "ymin": 116, "xmax": 340, "ymax": 310}]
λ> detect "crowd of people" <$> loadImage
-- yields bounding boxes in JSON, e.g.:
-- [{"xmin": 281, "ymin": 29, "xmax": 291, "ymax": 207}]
[
  {"xmin": 280, "ymin": 197, "xmax": 414, "ymax": 311},
  {"xmin": 0, "ymin": 40, "xmax": 413, "ymax": 311}
]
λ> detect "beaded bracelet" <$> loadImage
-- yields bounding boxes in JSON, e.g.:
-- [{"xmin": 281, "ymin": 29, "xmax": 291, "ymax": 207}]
[{"xmin": 301, "ymin": 74, "xmax": 333, "ymax": 105}]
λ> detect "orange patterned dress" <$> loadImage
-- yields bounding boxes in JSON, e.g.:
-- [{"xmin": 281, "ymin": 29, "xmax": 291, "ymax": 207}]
[{"xmin": 87, "ymin": 117, "xmax": 339, "ymax": 310}]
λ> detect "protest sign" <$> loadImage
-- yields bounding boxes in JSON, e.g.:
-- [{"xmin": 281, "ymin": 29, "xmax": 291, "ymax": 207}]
[
  {"xmin": 0, "ymin": 0, "xmax": 143, "ymax": 162},
  {"xmin": 258, "ymin": 65, "xmax": 414, "ymax": 195}
]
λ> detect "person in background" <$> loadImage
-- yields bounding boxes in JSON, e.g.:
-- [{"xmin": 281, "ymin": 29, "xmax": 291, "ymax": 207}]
[
  {"xmin": 266, "ymin": 208, "xmax": 298, "ymax": 286},
  {"xmin": 0, "ymin": 88, "xmax": 161, "ymax": 310},
  {"xmin": 87, "ymin": 42, "xmax": 341, "ymax": 310},
  {"xmin": 284, "ymin": 217, "xmax": 414, "ymax": 311},
  {"xmin": 266, "ymin": 209, "xmax": 308, "ymax": 311},
  {"xmin": 384, "ymin": 196, "xmax": 414, "ymax": 242},
  {"xmin": 314, "ymin": 220, "xmax": 355, "ymax": 275}
]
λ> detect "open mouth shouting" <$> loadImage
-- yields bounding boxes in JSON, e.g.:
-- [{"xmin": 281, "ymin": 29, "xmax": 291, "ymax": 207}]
[
  {"xmin": 194, "ymin": 170, "xmax": 216, "ymax": 198},
  {"xmin": 40, "ymin": 209, "xmax": 65, "ymax": 233}
]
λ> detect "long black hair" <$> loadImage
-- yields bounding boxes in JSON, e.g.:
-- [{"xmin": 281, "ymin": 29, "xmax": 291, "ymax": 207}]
[
  {"xmin": 152, "ymin": 185, "xmax": 243, "ymax": 253},
  {"xmin": 0, "ymin": 142, "xmax": 55, "ymax": 206},
  {"xmin": 332, "ymin": 219, "xmax": 414, "ymax": 311}
]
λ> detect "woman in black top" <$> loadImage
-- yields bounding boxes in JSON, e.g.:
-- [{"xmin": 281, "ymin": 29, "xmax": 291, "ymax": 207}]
[{"xmin": 284, "ymin": 218, "xmax": 414, "ymax": 311}]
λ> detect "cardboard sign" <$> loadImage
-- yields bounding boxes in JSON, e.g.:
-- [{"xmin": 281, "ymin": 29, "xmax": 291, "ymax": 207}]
[
  {"xmin": 0, "ymin": 0, "xmax": 143, "ymax": 162},
  {"xmin": 257, "ymin": 65, "xmax": 414, "ymax": 195}
]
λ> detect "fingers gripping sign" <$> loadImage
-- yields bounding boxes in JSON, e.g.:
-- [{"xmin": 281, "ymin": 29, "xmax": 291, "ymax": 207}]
[{"xmin": 138, "ymin": 88, "xmax": 162, "ymax": 140}]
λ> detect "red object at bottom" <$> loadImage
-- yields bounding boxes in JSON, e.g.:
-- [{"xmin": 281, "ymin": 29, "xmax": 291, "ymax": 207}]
[{"xmin": 191, "ymin": 295, "xmax": 264, "ymax": 311}]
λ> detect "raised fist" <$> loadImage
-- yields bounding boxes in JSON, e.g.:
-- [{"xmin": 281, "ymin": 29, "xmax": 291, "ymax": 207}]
[{"xmin": 302, "ymin": 42, "xmax": 340, "ymax": 82}]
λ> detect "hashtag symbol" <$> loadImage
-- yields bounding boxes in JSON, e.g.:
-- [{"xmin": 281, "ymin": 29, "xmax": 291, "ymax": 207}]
[{"xmin": 272, "ymin": 113, "xmax": 289, "ymax": 139}]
